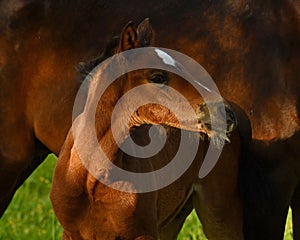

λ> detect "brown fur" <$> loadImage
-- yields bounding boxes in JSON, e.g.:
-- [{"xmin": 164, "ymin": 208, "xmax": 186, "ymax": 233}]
[
  {"xmin": 50, "ymin": 20, "xmax": 244, "ymax": 240},
  {"xmin": 0, "ymin": 1, "xmax": 299, "ymax": 239}
]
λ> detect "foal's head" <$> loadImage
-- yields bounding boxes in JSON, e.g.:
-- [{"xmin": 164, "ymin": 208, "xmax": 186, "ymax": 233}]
[{"xmin": 79, "ymin": 19, "xmax": 237, "ymax": 146}]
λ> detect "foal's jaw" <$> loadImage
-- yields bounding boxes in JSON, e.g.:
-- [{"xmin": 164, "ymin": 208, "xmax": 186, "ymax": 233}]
[{"xmin": 125, "ymin": 101, "xmax": 237, "ymax": 147}]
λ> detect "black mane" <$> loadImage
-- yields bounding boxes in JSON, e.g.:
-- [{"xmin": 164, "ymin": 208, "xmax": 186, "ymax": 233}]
[{"xmin": 76, "ymin": 36, "xmax": 120, "ymax": 82}]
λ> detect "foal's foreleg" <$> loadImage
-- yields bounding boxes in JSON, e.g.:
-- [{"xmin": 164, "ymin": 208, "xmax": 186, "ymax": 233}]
[
  {"xmin": 159, "ymin": 194, "xmax": 194, "ymax": 240},
  {"xmin": 193, "ymin": 133, "xmax": 243, "ymax": 240}
]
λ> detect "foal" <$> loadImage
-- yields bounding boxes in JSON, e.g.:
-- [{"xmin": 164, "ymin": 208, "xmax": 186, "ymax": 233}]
[{"xmin": 51, "ymin": 19, "xmax": 245, "ymax": 240}]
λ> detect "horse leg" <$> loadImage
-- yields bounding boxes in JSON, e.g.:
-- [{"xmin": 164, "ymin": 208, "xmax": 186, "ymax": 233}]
[
  {"xmin": 159, "ymin": 194, "xmax": 194, "ymax": 240},
  {"xmin": 291, "ymin": 183, "xmax": 300, "ymax": 240},
  {"xmin": 0, "ymin": 168, "xmax": 20, "ymax": 216},
  {"xmin": 0, "ymin": 162, "xmax": 31, "ymax": 216},
  {"xmin": 0, "ymin": 154, "xmax": 49, "ymax": 217},
  {"xmin": 0, "ymin": 136, "xmax": 49, "ymax": 217},
  {"xmin": 242, "ymin": 159, "xmax": 296, "ymax": 240},
  {"xmin": 193, "ymin": 132, "xmax": 243, "ymax": 240},
  {"xmin": 242, "ymin": 177, "xmax": 291, "ymax": 240},
  {"xmin": 241, "ymin": 137, "xmax": 300, "ymax": 240}
]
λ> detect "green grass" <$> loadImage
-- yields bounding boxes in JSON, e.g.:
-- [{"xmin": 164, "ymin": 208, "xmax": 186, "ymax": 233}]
[
  {"xmin": 0, "ymin": 154, "xmax": 61, "ymax": 240},
  {"xmin": 0, "ymin": 154, "xmax": 294, "ymax": 239}
]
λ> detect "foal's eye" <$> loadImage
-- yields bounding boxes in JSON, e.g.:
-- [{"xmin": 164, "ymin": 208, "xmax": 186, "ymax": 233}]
[{"xmin": 149, "ymin": 73, "xmax": 168, "ymax": 84}]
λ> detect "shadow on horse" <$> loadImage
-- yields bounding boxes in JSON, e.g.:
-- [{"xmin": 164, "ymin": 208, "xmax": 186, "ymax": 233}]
[{"xmin": 0, "ymin": 1, "xmax": 299, "ymax": 239}]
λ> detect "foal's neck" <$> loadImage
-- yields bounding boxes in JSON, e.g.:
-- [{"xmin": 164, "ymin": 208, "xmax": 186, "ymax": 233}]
[{"xmin": 92, "ymin": 77, "xmax": 128, "ymax": 160}]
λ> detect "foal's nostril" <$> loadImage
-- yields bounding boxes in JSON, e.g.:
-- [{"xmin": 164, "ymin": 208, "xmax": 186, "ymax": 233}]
[
  {"xmin": 225, "ymin": 106, "xmax": 234, "ymax": 120},
  {"xmin": 225, "ymin": 106, "xmax": 238, "ymax": 132},
  {"xmin": 197, "ymin": 102, "xmax": 237, "ymax": 133}
]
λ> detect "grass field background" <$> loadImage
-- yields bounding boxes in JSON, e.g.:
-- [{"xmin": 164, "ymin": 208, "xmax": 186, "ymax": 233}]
[{"xmin": 0, "ymin": 154, "xmax": 294, "ymax": 239}]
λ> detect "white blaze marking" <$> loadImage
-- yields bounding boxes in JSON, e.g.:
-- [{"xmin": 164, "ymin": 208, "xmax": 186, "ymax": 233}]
[
  {"xmin": 155, "ymin": 48, "xmax": 213, "ymax": 93},
  {"xmin": 155, "ymin": 48, "xmax": 177, "ymax": 67},
  {"xmin": 193, "ymin": 80, "xmax": 213, "ymax": 93}
]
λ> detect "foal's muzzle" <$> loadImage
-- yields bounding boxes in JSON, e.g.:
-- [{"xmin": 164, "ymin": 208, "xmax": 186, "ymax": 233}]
[{"xmin": 197, "ymin": 102, "xmax": 238, "ymax": 134}]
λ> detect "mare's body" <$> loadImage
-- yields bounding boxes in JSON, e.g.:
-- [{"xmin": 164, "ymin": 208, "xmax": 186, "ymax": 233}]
[{"xmin": 0, "ymin": 1, "xmax": 299, "ymax": 239}]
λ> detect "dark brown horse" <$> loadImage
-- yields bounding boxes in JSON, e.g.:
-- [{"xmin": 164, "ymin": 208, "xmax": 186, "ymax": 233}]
[
  {"xmin": 0, "ymin": 0, "xmax": 299, "ymax": 239},
  {"xmin": 50, "ymin": 19, "xmax": 245, "ymax": 240}
]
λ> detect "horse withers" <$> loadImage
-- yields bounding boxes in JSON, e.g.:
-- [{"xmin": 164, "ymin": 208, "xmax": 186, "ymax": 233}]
[{"xmin": 50, "ymin": 19, "xmax": 247, "ymax": 240}]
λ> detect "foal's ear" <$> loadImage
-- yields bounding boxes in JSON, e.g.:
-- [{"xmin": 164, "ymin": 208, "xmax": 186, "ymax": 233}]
[
  {"xmin": 137, "ymin": 18, "xmax": 154, "ymax": 47},
  {"xmin": 117, "ymin": 21, "xmax": 137, "ymax": 52},
  {"xmin": 117, "ymin": 18, "xmax": 154, "ymax": 52}
]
